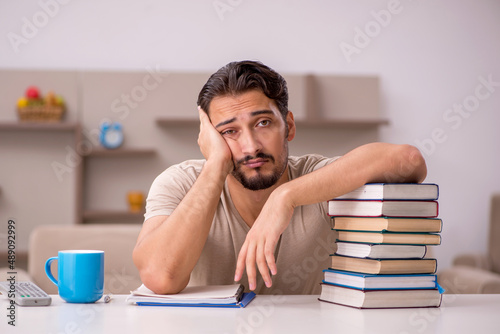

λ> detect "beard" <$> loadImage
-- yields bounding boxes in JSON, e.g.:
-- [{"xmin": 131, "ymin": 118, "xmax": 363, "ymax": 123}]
[{"xmin": 231, "ymin": 141, "xmax": 289, "ymax": 191}]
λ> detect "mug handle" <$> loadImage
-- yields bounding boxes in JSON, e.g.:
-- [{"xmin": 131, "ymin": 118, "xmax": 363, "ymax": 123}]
[{"xmin": 45, "ymin": 257, "xmax": 59, "ymax": 286}]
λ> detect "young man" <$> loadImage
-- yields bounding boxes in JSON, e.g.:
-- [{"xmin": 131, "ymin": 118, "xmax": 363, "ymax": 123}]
[{"xmin": 133, "ymin": 60, "xmax": 427, "ymax": 295}]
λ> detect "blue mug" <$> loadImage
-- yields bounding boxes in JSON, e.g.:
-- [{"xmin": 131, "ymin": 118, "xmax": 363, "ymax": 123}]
[{"xmin": 45, "ymin": 250, "xmax": 104, "ymax": 303}]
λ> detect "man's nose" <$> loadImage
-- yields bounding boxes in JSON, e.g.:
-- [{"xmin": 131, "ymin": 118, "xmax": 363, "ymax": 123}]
[{"xmin": 239, "ymin": 130, "xmax": 262, "ymax": 156}]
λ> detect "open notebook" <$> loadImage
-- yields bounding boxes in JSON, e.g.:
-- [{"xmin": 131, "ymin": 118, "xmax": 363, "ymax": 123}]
[{"xmin": 126, "ymin": 284, "xmax": 256, "ymax": 308}]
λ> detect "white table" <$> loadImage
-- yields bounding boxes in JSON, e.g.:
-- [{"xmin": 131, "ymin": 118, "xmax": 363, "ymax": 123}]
[{"xmin": 1, "ymin": 294, "xmax": 499, "ymax": 333}]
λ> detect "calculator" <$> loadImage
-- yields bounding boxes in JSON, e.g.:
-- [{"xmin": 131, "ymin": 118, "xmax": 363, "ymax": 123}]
[{"xmin": 0, "ymin": 281, "xmax": 52, "ymax": 306}]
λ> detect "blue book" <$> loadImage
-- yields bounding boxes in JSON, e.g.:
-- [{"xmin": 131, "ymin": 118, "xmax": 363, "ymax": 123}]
[{"xmin": 323, "ymin": 269, "xmax": 438, "ymax": 290}]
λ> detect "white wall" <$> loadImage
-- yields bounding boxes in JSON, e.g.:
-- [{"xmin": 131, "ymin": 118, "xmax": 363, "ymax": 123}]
[{"xmin": 1, "ymin": 0, "xmax": 499, "ymax": 270}]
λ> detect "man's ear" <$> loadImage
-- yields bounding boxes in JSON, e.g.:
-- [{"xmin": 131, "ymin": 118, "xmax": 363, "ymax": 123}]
[{"xmin": 286, "ymin": 111, "xmax": 296, "ymax": 141}]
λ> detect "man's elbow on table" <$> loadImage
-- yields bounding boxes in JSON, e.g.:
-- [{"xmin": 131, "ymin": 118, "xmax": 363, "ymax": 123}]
[{"xmin": 133, "ymin": 250, "xmax": 189, "ymax": 295}]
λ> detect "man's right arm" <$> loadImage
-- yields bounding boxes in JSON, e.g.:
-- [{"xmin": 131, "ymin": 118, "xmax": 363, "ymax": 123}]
[{"xmin": 132, "ymin": 108, "xmax": 233, "ymax": 294}]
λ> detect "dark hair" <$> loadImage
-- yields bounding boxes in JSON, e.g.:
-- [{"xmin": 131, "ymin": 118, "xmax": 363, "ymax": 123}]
[{"xmin": 197, "ymin": 60, "xmax": 288, "ymax": 120}]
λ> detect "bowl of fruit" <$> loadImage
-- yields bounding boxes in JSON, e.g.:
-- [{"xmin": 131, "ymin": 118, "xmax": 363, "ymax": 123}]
[{"xmin": 17, "ymin": 86, "xmax": 65, "ymax": 122}]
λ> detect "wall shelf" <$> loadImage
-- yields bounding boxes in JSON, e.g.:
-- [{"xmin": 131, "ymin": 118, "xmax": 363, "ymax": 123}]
[
  {"xmin": 0, "ymin": 121, "xmax": 80, "ymax": 131},
  {"xmin": 295, "ymin": 118, "xmax": 389, "ymax": 129},
  {"xmin": 156, "ymin": 118, "xmax": 198, "ymax": 127},
  {"xmin": 87, "ymin": 148, "xmax": 157, "ymax": 157},
  {"xmin": 82, "ymin": 148, "xmax": 155, "ymax": 223},
  {"xmin": 155, "ymin": 118, "xmax": 389, "ymax": 129},
  {"xmin": 155, "ymin": 74, "xmax": 387, "ymax": 129},
  {"xmin": 82, "ymin": 210, "xmax": 145, "ymax": 222}
]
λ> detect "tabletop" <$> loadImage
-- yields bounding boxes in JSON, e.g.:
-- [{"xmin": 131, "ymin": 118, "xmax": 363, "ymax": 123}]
[{"xmin": 1, "ymin": 293, "xmax": 500, "ymax": 333}]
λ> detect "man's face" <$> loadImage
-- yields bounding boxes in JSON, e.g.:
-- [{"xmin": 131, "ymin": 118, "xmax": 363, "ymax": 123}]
[{"xmin": 209, "ymin": 90, "xmax": 295, "ymax": 191}]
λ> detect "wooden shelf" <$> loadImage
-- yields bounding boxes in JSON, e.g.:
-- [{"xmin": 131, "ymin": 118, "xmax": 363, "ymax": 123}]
[
  {"xmin": 0, "ymin": 121, "xmax": 80, "ymax": 131},
  {"xmin": 156, "ymin": 118, "xmax": 198, "ymax": 126},
  {"xmin": 155, "ymin": 118, "xmax": 389, "ymax": 129},
  {"xmin": 82, "ymin": 210, "xmax": 145, "ymax": 222},
  {"xmin": 87, "ymin": 148, "xmax": 157, "ymax": 157},
  {"xmin": 295, "ymin": 118, "xmax": 389, "ymax": 129},
  {"xmin": 81, "ymin": 148, "xmax": 154, "ymax": 224}
]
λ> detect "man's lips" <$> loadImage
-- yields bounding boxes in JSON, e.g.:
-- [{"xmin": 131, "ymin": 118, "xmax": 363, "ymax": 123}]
[{"xmin": 243, "ymin": 158, "xmax": 267, "ymax": 168}]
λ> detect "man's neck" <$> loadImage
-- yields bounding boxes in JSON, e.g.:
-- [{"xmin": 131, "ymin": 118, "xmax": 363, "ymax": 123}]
[{"xmin": 227, "ymin": 167, "xmax": 289, "ymax": 228}]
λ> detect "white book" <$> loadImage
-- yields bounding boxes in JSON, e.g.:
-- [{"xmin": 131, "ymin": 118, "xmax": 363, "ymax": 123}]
[
  {"xmin": 328, "ymin": 200, "xmax": 439, "ymax": 217},
  {"xmin": 335, "ymin": 242, "xmax": 427, "ymax": 259},
  {"xmin": 319, "ymin": 283, "xmax": 442, "ymax": 309},
  {"xmin": 334, "ymin": 183, "xmax": 439, "ymax": 200}
]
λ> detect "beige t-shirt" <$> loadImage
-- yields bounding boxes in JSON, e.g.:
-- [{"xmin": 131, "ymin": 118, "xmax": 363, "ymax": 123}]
[{"xmin": 145, "ymin": 154, "xmax": 340, "ymax": 295}]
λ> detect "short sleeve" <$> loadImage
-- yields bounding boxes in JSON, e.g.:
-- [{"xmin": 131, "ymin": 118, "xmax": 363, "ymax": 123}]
[
  {"xmin": 287, "ymin": 154, "xmax": 342, "ymax": 220},
  {"xmin": 288, "ymin": 154, "xmax": 341, "ymax": 177},
  {"xmin": 144, "ymin": 160, "xmax": 205, "ymax": 221}
]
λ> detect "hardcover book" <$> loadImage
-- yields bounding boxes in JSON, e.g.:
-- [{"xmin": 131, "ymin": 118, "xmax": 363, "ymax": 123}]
[
  {"xmin": 336, "ymin": 230, "xmax": 441, "ymax": 245},
  {"xmin": 330, "ymin": 255, "xmax": 437, "ymax": 274},
  {"xmin": 328, "ymin": 200, "xmax": 439, "ymax": 218},
  {"xmin": 335, "ymin": 241, "xmax": 427, "ymax": 259},
  {"xmin": 332, "ymin": 217, "xmax": 443, "ymax": 233},
  {"xmin": 319, "ymin": 283, "xmax": 442, "ymax": 309},
  {"xmin": 334, "ymin": 183, "xmax": 439, "ymax": 200},
  {"xmin": 322, "ymin": 269, "xmax": 438, "ymax": 290}
]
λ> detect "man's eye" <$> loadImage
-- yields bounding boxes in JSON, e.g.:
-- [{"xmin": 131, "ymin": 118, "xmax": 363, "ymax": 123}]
[
  {"xmin": 221, "ymin": 129, "xmax": 235, "ymax": 135},
  {"xmin": 258, "ymin": 120, "xmax": 270, "ymax": 127}
]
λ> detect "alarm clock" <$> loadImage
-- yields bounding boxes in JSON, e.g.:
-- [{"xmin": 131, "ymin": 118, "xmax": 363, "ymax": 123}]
[{"xmin": 99, "ymin": 122, "xmax": 124, "ymax": 149}]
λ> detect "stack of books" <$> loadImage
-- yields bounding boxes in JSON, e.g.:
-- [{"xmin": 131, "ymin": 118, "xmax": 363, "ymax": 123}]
[{"xmin": 319, "ymin": 183, "xmax": 444, "ymax": 309}]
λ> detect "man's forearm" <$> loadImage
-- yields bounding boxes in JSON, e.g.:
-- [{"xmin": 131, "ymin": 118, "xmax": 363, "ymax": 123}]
[
  {"xmin": 133, "ymin": 159, "xmax": 229, "ymax": 294},
  {"xmin": 279, "ymin": 143, "xmax": 427, "ymax": 208}
]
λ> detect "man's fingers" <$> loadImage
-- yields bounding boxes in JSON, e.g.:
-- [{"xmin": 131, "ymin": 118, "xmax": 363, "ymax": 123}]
[
  {"xmin": 264, "ymin": 242, "xmax": 277, "ymax": 276},
  {"xmin": 245, "ymin": 245, "xmax": 257, "ymax": 291},
  {"xmin": 197, "ymin": 106, "xmax": 207, "ymax": 145},
  {"xmin": 198, "ymin": 106, "xmax": 208, "ymax": 125},
  {"xmin": 256, "ymin": 243, "xmax": 272, "ymax": 288},
  {"xmin": 234, "ymin": 244, "xmax": 248, "ymax": 282}
]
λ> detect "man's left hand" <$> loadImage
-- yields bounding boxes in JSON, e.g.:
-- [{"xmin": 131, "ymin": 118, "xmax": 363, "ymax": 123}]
[{"xmin": 234, "ymin": 188, "xmax": 294, "ymax": 290}]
